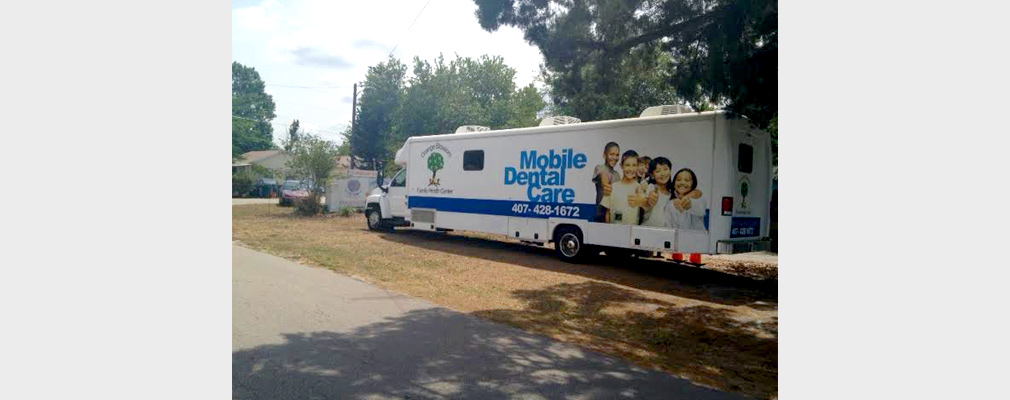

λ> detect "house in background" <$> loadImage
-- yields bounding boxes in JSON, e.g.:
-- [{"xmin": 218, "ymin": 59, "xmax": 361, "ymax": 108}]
[{"xmin": 233, "ymin": 150, "xmax": 293, "ymax": 174}]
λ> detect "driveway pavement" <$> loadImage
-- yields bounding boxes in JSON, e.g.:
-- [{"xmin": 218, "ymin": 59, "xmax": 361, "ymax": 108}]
[
  {"xmin": 232, "ymin": 198, "xmax": 278, "ymax": 206},
  {"xmin": 232, "ymin": 245, "xmax": 747, "ymax": 400}
]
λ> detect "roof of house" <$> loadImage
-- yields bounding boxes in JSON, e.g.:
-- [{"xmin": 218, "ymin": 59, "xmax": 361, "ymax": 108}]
[
  {"xmin": 240, "ymin": 150, "xmax": 285, "ymax": 163},
  {"xmin": 336, "ymin": 155, "xmax": 351, "ymax": 168}
]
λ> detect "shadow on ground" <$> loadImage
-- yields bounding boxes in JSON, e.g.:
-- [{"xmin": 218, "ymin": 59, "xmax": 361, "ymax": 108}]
[
  {"xmin": 472, "ymin": 281, "xmax": 778, "ymax": 399},
  {"xmin": 233, "ymin": 308, "xmax": 748, "ymax": 400},
  {"xmin": 379, "ymin": 229, "xmax": 777, "ymax": 308}
]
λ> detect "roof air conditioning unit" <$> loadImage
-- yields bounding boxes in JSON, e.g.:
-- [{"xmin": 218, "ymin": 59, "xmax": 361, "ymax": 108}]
[
  {"xmin": 640, "ymin": 105, "xmax": 694, "ymax": 118},
  {"xmin": 539, "ymin": 115, "xmax": 581, "ymax": 127},
  {"xmin": 455, "ymin": 125, "xmax": 491, "ymax": 133}
]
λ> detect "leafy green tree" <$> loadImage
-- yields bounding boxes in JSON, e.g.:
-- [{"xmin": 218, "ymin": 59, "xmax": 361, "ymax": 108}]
[
  {"xmin": 400, "ymin": 54, "xmax": 544, "ymax": 136},
  {"xmin": 507, "ymin": 83, "xmax": 546, "ymax": 128},
  {"xmin": 473, "ymin": 0, "xmax": 777, "ymax": 128},
  {"xmin": 232, "ymin": 169, "xmax": 255, "ymax": 197},
  {"xmin": 232, "ymin": 62, "xmax": 276, "ymax": 158},
  {"xmin": 286, "ymin": 133, "xmax": 341, "ymax": 214},
  {"xmin": 336, "ymin": 126, "xmax": 351, "ymax": 156},
  {"xmin": 351, "ymin": 57, "xmax": 407, "ymax": 170},
  {"xmin": 284, "ymin": 119, "xmax": 300, "ymax": 152},
  {"xmin": 353, "ymin": 54, "xmax": 545, "ymax": 169},
  {"xmin": 427, "ymin": 152, "xmax": 444, "ymax": 183}
]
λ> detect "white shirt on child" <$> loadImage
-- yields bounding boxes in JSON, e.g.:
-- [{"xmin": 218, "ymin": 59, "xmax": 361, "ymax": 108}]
[
  {"xmin": 641, "ymin": 188, "xmax": 672, "ymax": 227},
  {"xmin": 609, "ymin": 179, "xmax": 642, "ymax": 225},
  {"xmin": 665, "ymin": 196, "xmax": 707, "ymax": 230}
]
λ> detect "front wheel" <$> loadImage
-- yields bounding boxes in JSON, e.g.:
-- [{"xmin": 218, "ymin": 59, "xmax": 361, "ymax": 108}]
[
  {"xmin": 366, "ymin": 206, "xmax": 388, "ymax": 231},
  {"xmin": 554, "ymin": 226, "xmax": 588, "ymax": 263}
]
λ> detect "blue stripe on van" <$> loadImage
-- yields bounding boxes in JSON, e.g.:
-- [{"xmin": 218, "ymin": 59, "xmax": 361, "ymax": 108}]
[{"xmin": 408, "ymin": 196, "xmax": 595, "ymax": 220}]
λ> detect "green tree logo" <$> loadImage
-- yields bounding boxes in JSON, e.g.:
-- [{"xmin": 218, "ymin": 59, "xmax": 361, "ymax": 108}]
[
  {"xmin": 741, "ymin": 180, "xmax": 750, "ymax": 208},
  {"xmin": 427, "ymin": 152, "xmax": 444, "ymax": 186}
]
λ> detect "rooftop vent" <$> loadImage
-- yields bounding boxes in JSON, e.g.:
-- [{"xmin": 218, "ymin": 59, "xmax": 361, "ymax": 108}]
[
  {"xmin": 455, "ymin": 125, "xmax": 491, "ymax": 133},
  {"xmin": 539, "ymin": 115, "xmax": 581, "ymax": 127},
  {"xmin": 640, "ymin": 105, "xmax": 694, "ymax": 118}
]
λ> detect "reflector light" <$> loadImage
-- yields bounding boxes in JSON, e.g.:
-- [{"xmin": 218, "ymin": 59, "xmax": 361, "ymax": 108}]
[{"xmin": 722, "ymin": 197, "xmax": 733, "ymax": 216}]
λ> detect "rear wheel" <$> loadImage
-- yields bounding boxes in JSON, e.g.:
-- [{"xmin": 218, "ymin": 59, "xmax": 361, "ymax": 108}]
[{"xmin": 554, "ymin": 226, "xmax": 587, "ymax": 263}]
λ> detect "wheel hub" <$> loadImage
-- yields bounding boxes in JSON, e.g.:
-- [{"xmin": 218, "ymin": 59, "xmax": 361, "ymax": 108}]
[{"xmin": 560, "ymin": 233, "xmax": 580, "ymax": 257}]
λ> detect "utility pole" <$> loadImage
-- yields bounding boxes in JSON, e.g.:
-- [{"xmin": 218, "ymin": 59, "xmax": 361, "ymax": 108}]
[{"xmin": 350, "ymin": 83, "xmax": 358, "ymax": 170}]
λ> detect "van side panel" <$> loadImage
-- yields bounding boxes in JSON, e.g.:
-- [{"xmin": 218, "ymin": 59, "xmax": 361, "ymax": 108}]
[{"xmin": 404, "ymin": 113, "xmax": 738, "ymax": 253}]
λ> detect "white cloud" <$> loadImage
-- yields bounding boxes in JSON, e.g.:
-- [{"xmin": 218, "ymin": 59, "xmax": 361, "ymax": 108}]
[
  {"xmin": 232, "ymin": 0, "xmax": 286, "ymax": 32},
  {"xmin": 233, "ymin": 0, "xmax": 546, "ymax": 145}
]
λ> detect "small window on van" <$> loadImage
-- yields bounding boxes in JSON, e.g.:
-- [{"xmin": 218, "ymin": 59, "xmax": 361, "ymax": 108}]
[
  {"xmin": 738, "ymin": 144, "xmax": 753, "ymax": 173},
  {"xmin": 463, "ymin": 150, "xmax": 484, "ymax": 171},
  {"xmin": 390, "ymin": 169, "xmax": 406, "ymax": 187}
]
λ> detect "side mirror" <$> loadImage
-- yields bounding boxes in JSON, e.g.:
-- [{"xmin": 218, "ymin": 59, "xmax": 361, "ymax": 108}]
[{"xmin": 380, "ymin": 185, "xmax": 389, "ymax": 193}]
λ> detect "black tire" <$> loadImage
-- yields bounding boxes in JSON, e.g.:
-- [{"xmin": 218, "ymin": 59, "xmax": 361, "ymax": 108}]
[
  {"xmin": 366, "ymin": 205, "xmax": 391, "ymax": 232},
  {"xmin": 553, "ymin": 225, "xmax": 587, "ymax": 263}
]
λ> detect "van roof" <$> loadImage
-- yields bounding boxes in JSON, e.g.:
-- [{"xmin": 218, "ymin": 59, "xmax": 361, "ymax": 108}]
[{"xmin": 405, "ymin": 110, "xmax": 731, "ymax": 144}]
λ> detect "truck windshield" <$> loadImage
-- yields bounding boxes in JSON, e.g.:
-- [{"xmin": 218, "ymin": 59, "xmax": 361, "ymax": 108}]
[{"xmin": 391, "ymin": 170, "xmax": 406, "ymax": 187}]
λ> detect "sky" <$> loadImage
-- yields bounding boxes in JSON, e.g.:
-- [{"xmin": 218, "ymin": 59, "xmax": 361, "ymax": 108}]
[{"xmin": 232, "ymin": 0, "xmax": 546, "ymax": 146}]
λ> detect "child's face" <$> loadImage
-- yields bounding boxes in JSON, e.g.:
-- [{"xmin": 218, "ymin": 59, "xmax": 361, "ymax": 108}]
[
  {"xmin": 638, "ymin": 159, "xmax": 649, "ymax": 178},
  {"xmin": 605, "ymin": 147, "xmax": 620, "ymax": 168},
  {"xmin": 652, "ymin": 164, "xmax": 671, "ymax": 186},
  {"xmin": 674, "ymin": 170, "xmax": 694, "ymax": 195},
  {"xmin": 621, "ymin": 158, "xmax": 639, "ymax": 181}
]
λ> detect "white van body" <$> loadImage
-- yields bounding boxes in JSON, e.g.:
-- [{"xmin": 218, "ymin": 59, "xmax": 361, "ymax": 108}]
[{"xmin": 366, "ymin": 110, "xmax": 772, "ymax": 257}]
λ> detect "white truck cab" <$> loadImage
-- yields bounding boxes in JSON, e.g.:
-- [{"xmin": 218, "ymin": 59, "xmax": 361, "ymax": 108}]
[{"xmin": 366, "ymin": 147, "xmax": 411, "ymax": 231}]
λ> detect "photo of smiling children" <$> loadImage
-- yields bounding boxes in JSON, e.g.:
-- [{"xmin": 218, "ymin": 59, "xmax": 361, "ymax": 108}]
[
  {"xmin": 636, "ymin": 156, "xmax": 651, "ymax": 183},
  {"xmin": 666, "ymin": 167, "xmax": 708, "ymax": 231},
  {"xmin": 592, "ymin": 142, "xmax": 620, "ymax": 222},
  {"xmin": 640, "ymin": 157, "xmax": 673, "ymax": 227},
  {"xmin": 636, "ymin": 155, "xmax": 652, "ymax": 222},
  {"xmin": 610, "ymin": 150, "xmax": 647, "ymax": 225}
]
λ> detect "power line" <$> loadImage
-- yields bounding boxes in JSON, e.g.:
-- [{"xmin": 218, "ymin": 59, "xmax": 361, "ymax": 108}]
[
  {"xmin": 265, "ymin": 84, "xmax": 350, "ymax": 89},
  {"xmin": 233, "ymin": 114, "xmax": 347, "ymax": 136},
  {"xmin": 387, "ymin": 0, "xmax": 434, "ymax": 58}
]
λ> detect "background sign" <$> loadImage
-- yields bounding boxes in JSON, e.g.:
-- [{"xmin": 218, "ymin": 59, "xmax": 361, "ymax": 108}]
[{"xmin": 327, "ymin": 176, "xmax": 378, "ymax": 211}]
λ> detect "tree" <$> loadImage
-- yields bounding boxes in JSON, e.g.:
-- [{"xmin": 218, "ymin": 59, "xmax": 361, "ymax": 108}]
[
  {"xmin": 352, "ymin": 54, "xmax": 546, "ymax": 170},
  {"xmin": 351, "ymin": 57, "xmax": 407, "ymax": 170},
  {"xmin": 427, "ymin": 152, "xmax": 444, "ymax": 186},
  {"xmin": 473, "ymin": 0, "xmax": 777, "ymax": 128},
  {"xmin": 232, "ymin": 169, "xmax": 256, "ymax": 197},
  {"xmin": 232, "ymin": 62, "xmax": 277, "ymax": 158},
  {"xmin": 336, "ymin": 126, "xmax": 351, "ymax": 156},
  {"xmin": 284, "ymin": 119, "xmax": 301, "ymax": 152},
  {"xmin": 400, "ymin": 54, "xmax": 545, "ymax": 135},
  {"xmin": 286, "ymin": 133, "xmax": 341, "ymax": 215},
  {"xmin": 507, "ymin": 83, "xmax": 546, "ymax": 128}
]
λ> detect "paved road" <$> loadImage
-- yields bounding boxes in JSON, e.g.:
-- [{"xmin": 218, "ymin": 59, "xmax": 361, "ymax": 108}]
[
  {"xmin": 232, "ymin": 198, "xmax": 278, "ymax": 206},
  {"xmin": 232, "ymin": 245, "xmax": 748, "ymax": 400},
  {"xmin": 232, "ymin": 197, "xmax": 327, "ymax": 206}
]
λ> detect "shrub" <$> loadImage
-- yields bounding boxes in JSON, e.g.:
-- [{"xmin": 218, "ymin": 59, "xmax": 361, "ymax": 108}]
[
  {"xmin": 294, "ymin": 195, "xmax": 323, "ymax": 216},
  {"xmin": 337, "ymin": 206, "xmax": 355, "ymax": 217},
  {"xmin": 232, "ymin": 170, "xmax": 255, "ymax": 197}
]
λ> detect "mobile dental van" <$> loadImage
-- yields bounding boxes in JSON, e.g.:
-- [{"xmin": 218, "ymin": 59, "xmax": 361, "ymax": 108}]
[{"xmin": 366, "ymin": 107, "xmax": 773, "ymax": 262}]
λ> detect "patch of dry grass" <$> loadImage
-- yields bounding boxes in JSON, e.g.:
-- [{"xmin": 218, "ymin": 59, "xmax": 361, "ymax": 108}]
[{"xmin": 233, "ymin": 204, "xmax": 778, "ymax": 399}]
